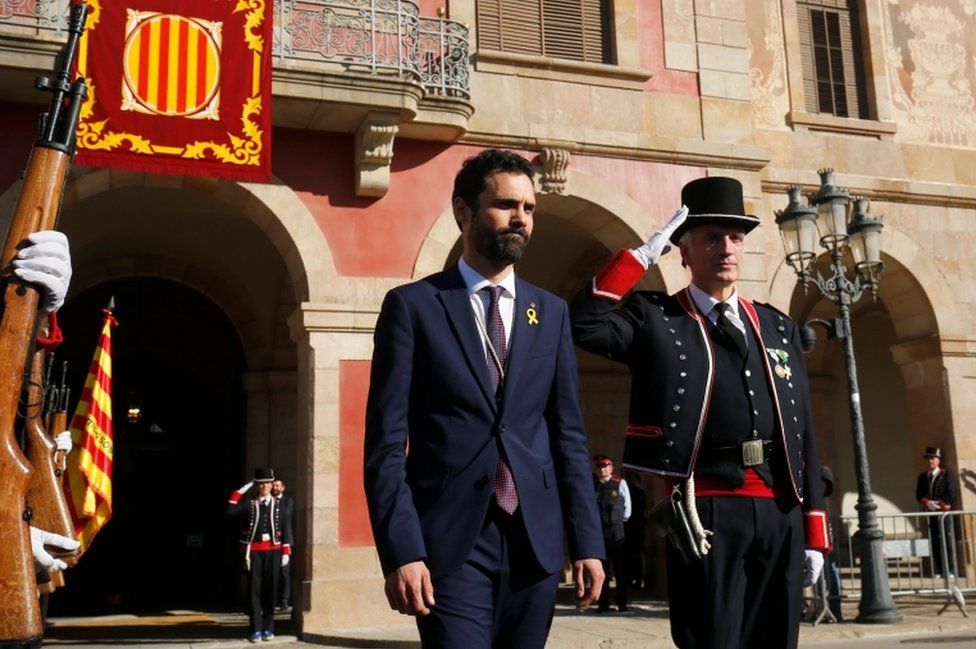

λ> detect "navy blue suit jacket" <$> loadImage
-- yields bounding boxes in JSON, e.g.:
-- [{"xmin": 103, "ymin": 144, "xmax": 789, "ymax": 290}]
[{"xmin": 364, "ymin": 265, "xmax": 604, "ymax": 579}]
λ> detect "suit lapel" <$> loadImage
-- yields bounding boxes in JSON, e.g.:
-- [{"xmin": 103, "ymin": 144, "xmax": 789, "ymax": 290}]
[
  {"xmin": 436, "ymin": 268, "xmax": 497, "ymax": 411},
  {"xmin": 502, "ymin": 279, "xmax": 536, "ymax": 403}
]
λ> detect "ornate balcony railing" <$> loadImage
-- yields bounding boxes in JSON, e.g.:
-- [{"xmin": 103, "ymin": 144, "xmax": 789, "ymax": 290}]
[{"xmin": 0, "ymin": 0, "xmax": 470, "ymax": 99}]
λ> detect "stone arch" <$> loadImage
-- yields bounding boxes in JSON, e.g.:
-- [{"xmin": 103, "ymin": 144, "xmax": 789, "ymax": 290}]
[
  {"xmin": 411, "ymin": 167, "xmax": 687, "ymax": 293},
  {"xmin": 768, "ymin": 224, "xmax": 955, "ymax": 516},
  {"xmin": 69, "ymin": 253, "xmax": 262, "ymax": 361},
  {"xmin": 0, "ymin": 168, "xmax": 336, "ymax": 303}
]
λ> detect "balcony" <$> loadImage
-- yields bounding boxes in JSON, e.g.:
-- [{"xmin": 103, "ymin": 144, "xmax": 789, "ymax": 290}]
[{"xmin": 0, "ymin": 0, "xmax": 473, "ymax": 140}]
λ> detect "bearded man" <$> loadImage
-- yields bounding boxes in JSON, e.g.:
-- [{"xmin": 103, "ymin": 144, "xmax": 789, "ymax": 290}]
[{"xmin": 364, "ymin": 149, "xmax": 604, "ymax": 649}]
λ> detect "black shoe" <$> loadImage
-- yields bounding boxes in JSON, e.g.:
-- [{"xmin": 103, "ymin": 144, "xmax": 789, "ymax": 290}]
[
  {"xmin": 618, "ymin": 605, "xmax": 628, "ymax": 612},
  {"xmin": 596, "ymin": 605, "xmax": 610, "ymax": 613}
]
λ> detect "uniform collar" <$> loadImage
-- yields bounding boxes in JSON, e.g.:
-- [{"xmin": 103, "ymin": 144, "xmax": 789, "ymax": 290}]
[
  {"xmin": 688, "ymin": 282, "xmax": 740, "ymax": 320},
  {"xmin": 458, "ymin": 256, "xmax": 517, "ymax": 299}
]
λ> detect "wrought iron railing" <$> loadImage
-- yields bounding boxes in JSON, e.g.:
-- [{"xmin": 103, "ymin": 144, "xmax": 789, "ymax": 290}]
[{"xmin": 0, "ymin": 0, "xmax": 470, "ymax": 98}]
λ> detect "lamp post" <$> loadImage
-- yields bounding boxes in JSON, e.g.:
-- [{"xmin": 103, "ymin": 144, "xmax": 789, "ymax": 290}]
[{"xmin": 775, "ymin": 169, "xmax": 901, "ymax": 624}]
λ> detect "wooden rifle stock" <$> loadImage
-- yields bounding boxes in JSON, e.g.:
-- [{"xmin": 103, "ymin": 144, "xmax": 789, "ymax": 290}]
[
  {"xmin": 25, "ymin": 349, "xmax": 77, "ymax": 559},
  {"xmin": 0, "ymin": 4, "xmax": 88, "ymax": 641}
]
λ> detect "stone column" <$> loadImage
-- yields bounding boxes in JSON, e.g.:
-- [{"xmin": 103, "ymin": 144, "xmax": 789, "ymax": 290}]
[{"xmin": 288, "ymin": 302, "xmax": 407, "ymax": 635}]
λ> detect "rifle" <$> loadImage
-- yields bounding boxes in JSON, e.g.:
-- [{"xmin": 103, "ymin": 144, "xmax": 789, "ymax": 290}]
[
  {"xmin": 0, "ymin": 4, "xmax": 88, "ymax": 641},
  {"xmin": 25, "ymin": 348, "xmax": 77, "ymax": 557}
]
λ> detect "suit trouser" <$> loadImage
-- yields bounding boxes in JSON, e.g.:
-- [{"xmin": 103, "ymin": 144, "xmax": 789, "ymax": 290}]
[
  {"xmin": 598, "ymin": 535, "xmax": 629, "ymax": 608},
  {"xmin": 667, "ymin": 496, "xmax": 804, "ymax": 649},
  {"xmin": 417, "ymin": 505, "xmax": 559, "ymax": 649},
  {"xmin": 248, "ymin": 549, "xmax": 281, "ymax": 633}
]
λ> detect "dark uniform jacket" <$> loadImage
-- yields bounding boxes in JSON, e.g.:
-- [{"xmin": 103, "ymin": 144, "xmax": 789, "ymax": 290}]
[
  {"xmin": 916, "ymin": 468, "xmax": 958, "ymax": 510},
  {"xmin": 595, "ymin": 475, "xmax": 627, "ymax": 543},
  {"xmin": 227, "ymin": 492, "xmax": 293, "ymax": 553},
  {"xmin": 570, "ymin": 250, "xmax": 830, "ymax": 550}
]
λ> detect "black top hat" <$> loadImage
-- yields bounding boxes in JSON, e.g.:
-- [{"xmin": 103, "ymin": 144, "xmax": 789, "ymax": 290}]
[
  {"xmin": 670, "ymin": 177, "xmax": 761, "ymax": 245},
  {"xmin": 923, "ymin": 447, "xmax": 942, "ymax": 459},
  {"xmin": 254, "ymin": 468, "xmax": 275, "ymax": 483}
]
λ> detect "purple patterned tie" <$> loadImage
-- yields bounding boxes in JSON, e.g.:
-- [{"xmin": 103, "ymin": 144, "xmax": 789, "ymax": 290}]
[{"xmin": 485, "ymin": 285, "xmax": 519, "ymax": 514}]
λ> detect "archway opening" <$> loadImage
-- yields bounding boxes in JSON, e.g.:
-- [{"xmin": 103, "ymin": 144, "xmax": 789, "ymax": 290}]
[{"xmin": 50, "ymin": 277, "xmax": 246, "ymax": 614}]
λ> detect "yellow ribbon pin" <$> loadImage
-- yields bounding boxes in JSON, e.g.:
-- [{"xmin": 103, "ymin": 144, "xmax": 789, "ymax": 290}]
[{"xmin": 526, "ymin": 306, "xmax": 539, "ymax": 325}]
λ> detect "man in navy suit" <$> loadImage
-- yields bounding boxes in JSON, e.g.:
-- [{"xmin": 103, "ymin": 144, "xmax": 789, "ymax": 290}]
[{"xmin": 364, "ymin": 149, "xmax": 605, "ymax": 649}]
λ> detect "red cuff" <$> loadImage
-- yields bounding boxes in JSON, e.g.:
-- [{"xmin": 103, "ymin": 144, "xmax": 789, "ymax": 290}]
[
  {"xmin": 36, "ymin": 312, "xmax": 63, "ymax": 351},
  {"xmin": 804, "ymin": 509, "xmax": 831, "ymax": 552},
  {"xmin": 921, "ymin": 498, "xmax": 930, "ymax": 506},
  {"xmin": 228, "ymin": 491, "xmax": 243, "ymax": 504},
  {"xmin": 940, "ymin": 504, "xmax": 952, "ymax": 511},
  {"xmin": 592, "ymin": 250, "xmax": 645, "ymax": 301},
  {"xmin": 283, "ymin": 544, "xmax": 291, "ymax": 556}
]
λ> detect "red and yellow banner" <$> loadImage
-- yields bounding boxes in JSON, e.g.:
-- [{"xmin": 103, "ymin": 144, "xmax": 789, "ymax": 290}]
[
  {"xmin": 65, "ymin": 306, "xmax": 118, "ymax": 554},
  {"xmin": 74, "ymin": 0, "xmax": 272, "ymax": 181}
]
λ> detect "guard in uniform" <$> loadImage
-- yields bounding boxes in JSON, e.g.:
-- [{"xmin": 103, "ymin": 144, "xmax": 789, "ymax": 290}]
[
  {"xmin": 228, "ymin": 469, "xmax": 292, "ymax": 642},
  {"xmin": 593, "ymin": 455, "xmax": 630, "ymax": 611},
  {"xmin": 916, "ymin": 446, "xmax": 959, "ymax": 576},
  {"xmin": 571, "ymin": 177, "xmax": 830, "ymax": 649}
]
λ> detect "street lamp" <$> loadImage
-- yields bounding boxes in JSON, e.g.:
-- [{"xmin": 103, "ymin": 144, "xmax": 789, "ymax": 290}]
[{"xmin": 775, "ymin": 168, "xmax": 901, "ymax": 624}]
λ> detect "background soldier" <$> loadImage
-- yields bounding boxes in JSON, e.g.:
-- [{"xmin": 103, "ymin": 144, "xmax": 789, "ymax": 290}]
[
  {"xmin": 916, "ymin": 446, "xmax": 959, "ymax": 577},
  {"xmin": 271, "ymin": 478, "xmax": 294, "ymax": 611},
  {"xmin": 228, "ymin": 469, "xmax": 292, "ymax": 642},
  {"xmin": 593, "ymin": 455, "xmax": 630, "ymax": 612}
]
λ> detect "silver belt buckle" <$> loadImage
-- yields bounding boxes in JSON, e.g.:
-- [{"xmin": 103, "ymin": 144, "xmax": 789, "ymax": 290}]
[{"xmin": 741, "ymin": 440, "xmax": 764, "ymax": 467}]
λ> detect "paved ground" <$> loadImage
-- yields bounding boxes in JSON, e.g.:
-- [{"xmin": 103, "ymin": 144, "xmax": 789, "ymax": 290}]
[{"xmin": 42, "ymin": 592, "xmax": 976, "ymax": 648}]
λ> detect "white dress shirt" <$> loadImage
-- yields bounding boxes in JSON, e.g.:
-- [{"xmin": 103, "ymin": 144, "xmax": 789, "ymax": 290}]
[
  {"xmin": 458, "ymin": 256, "xmax": 517, "ymax": 359},
  {"xmin": 688, "ymin": 282, "xmax": 747, "ymax": 338}
]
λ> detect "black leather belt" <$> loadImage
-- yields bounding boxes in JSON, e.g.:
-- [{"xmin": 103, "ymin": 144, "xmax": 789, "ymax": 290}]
[{"xmin": 697, "ymin": 439, "xmax": 774, "ymax": 468}]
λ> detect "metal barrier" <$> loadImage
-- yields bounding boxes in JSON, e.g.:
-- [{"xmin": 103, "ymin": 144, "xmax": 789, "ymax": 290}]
[
  {"xmin": 830, "ymin": 510, "xmax": 974, "ymax": 617},
  {"xmin": 0, "ymin": 0, "xmax": 471, "ymax": 98}
]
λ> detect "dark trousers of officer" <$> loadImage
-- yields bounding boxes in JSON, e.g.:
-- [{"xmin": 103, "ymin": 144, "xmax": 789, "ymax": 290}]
[
  {"xmin": 280, "ymin": 558, "xmax": 292, "ymax": 607},
  {"xmin": 249, "ymin": 549, "xmax": 281, "ymax": 634},
  {"xmin": 598, "ymin": 536, "xmax": 629, "ymax": 609},
  {"xmin": 667, "ymin": 496, "xmax": 804, "ymax": 649},
  {"xmin": 930, "ymin": 516, "xmax": 957, "ymax": 576},
  {"xmin": 416, "ymin": 504, "xmax": 559, "ymax": 649}
]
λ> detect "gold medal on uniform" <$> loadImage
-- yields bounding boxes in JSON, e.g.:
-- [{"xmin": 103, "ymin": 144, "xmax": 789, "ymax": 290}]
[{"xmin": 775, "ymin": 364, "xmax": 787, "ymax": 379}]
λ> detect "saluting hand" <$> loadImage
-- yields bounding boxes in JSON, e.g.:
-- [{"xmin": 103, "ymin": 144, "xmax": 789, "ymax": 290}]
[
  {"xmin": 630, "ymin": 206, "xmax": 689, "ymax": 268},
  {"xmin": 573, "ymin": 557, "xmax": 605, "ymax": 607},
  {"xmin": 385, "ymin": 560, "xmax": 436, "ymax": 617}
]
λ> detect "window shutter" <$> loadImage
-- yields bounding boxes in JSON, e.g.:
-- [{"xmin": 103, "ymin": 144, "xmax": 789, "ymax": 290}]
[
  {"xmin": 476, "ymin": 0, "xmax": 612, "ymax": 64},
  {"xmin": 477, "ymin": 0, "xmax": 502, "ymax": 51},
  {"xmin": 500, "ymin": 0, "xmax": 543, "ymax": 56},
  {"xmin": 796, "ymin": 0, "xmax": 867, "ymax": 119}
]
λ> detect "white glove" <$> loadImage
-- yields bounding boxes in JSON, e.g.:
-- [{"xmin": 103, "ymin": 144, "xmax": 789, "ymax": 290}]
[
  {"xmin": 282, "ymin": 554, "xmax": 290, "ymax": 567},
  {"xmin": 55, "ymin": 430, "xmax": 72, "ymax": 452},
  {"xmin": 30, "ymin": 526, "xmax": 80, "ymax": 572},
  {"xmin": 236, "ymin": 480, "xmax": 254, "ymax": 495},
  {"xmin": 802, "ymin": 549, "xmax": 825, "ymax": 588},
  {"xmin": 630, "ymin": 206, "xmax": 689, "ymax": 268},
  {"xmin": 12, "ymin": 231, "xmax": 72, "ymax": 313},
  {"xmin": 926, "ymin": 500, "xmax": 941, "ymax": 511}
]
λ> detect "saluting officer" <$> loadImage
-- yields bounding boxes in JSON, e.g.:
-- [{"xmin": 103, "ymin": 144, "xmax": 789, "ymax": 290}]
[
  {"xmin": 571, "ymin": 177, "xmax": 830, "ymax": 649},
  {"xmin": 592, "ymin": 455, "xmax": 631, "ymax": 612},
  {"xmin": 228, "ymin": 469, "xmax": 293, "ymax": 642}
]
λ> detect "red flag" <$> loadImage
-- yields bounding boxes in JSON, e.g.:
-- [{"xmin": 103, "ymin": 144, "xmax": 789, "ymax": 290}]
[{"xmin": 73, "ymin": 0, "xmax": 272, "ymax": 181}]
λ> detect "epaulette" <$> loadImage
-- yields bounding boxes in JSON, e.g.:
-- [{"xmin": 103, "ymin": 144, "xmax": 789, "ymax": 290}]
[
  {"xmin": 753, "ymin": 301, "xmax": 792, "ymax": 321},
  {"xmin": 610, "ymin": 475, "xmax": 622, "ymax": 484}
]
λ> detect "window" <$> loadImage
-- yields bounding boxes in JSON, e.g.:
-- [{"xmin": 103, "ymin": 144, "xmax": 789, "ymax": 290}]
[
  {"xmin": 797, "ymin": 0, "xmax": 868, "ymax": 119},
  {"xmin": 476, "ymin": 0, "xmax": 614, "ymax": 64}
]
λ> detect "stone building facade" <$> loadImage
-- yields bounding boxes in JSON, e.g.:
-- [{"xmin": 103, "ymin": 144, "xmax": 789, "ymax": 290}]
[{"xmin": 0, "ymin": 0, "xmax": 974, "ymax": 635}]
